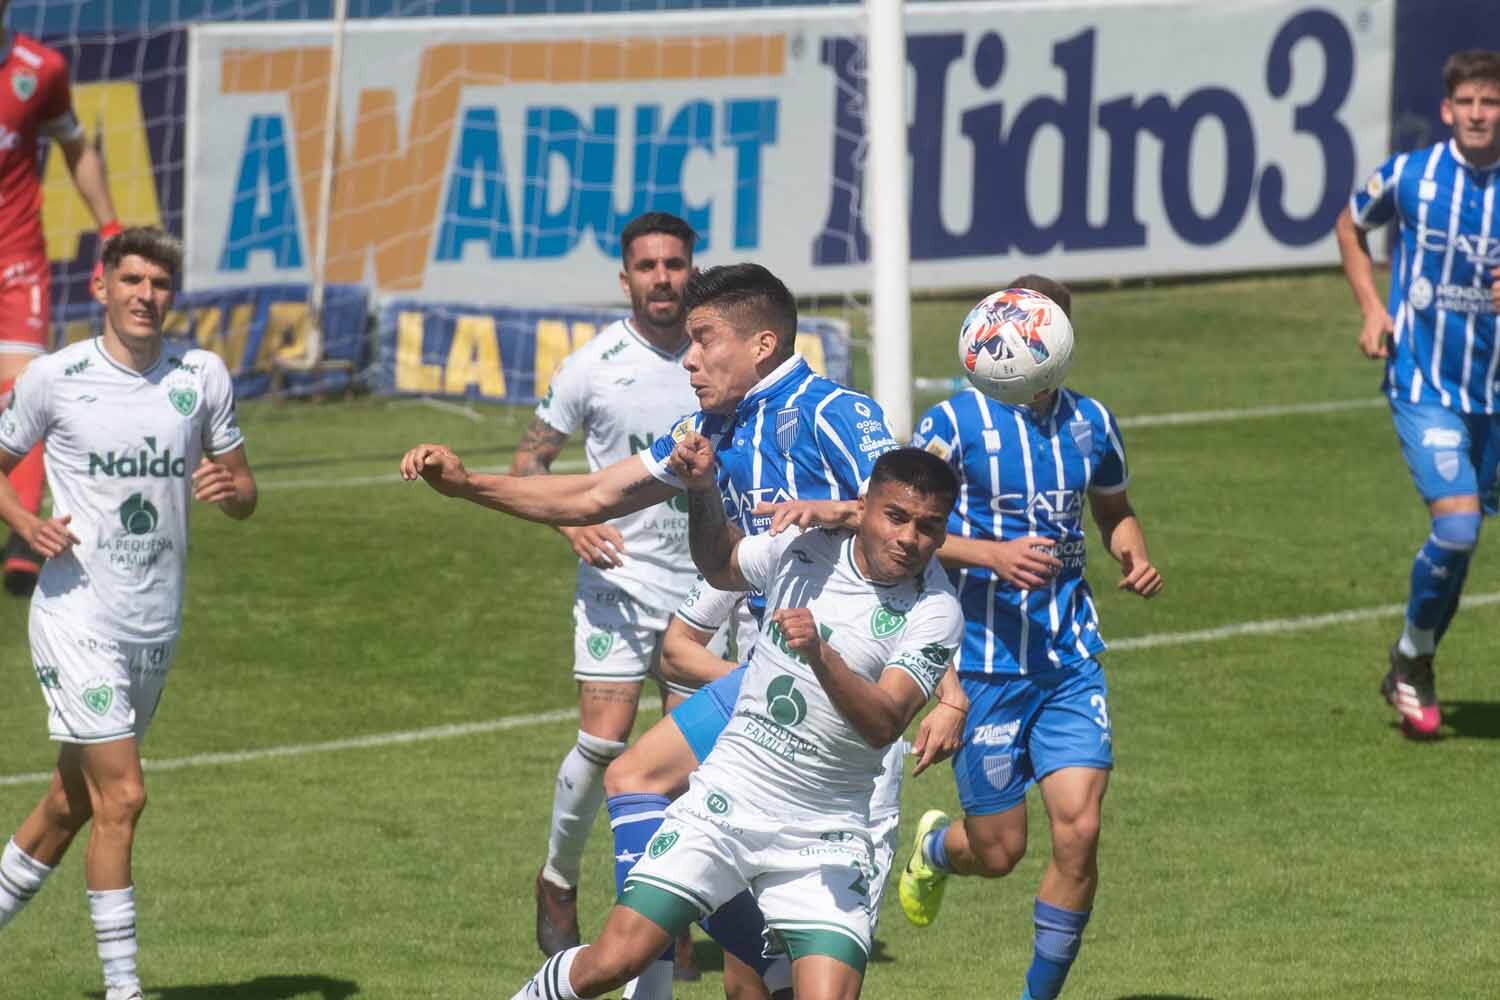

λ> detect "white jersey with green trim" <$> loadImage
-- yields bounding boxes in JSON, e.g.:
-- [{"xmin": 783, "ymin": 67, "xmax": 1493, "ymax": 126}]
[
  {"xmin": 0, "ymin": 338, "xmax": 243, "ymax": 641},
  {"xmin": 699, "ymin": 527, "xmax": 962, "ymax": 826},
  {"xmin": 535, "ymin": 318, "xmax": 698, "ymax": 614}
]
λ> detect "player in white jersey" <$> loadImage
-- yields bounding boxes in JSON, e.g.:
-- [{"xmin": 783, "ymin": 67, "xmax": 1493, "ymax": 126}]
[
  {"xmin": 510, "ymin": 446, "xmax": 964, "ymax": 1000},
  {"xmin": 0, "ymin": 228, "xmax": 256, "ymax": 1000},
  {"xmin": 510, "ymin": 213, "xmax": 703, "ymax": 963}
]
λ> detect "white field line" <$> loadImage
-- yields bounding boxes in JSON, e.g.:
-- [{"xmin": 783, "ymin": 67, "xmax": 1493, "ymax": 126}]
[
  {"xmin": 1116, "ymin": 397, "xmax": 1384, "ymax": 429},
  {"xmin": 5, "ymin": 595, "xmax": 1495, "ymax": 789},
  {"xmin": 1109, "ymin": 591, "xmax": 1500, "ymax": 652},
  {"xmin": 0, "ymin": 709, "xmax": 575, "ymax": 788},
  {"xmin": 258, "ymin": 396, "xmax": 1386, "ymax": 492}
]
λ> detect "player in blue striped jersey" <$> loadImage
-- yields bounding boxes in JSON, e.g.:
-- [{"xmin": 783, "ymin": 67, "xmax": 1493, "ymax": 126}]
[
  {"xmin": 1335, "ymin": 49, "xmax": 1500, "ymax": 739},
  {"xmin": 898, "ymin": 276, "xmax": 1162, "ymax": 1000},
  {"xmin": 403, "ymin": 263, "xmax": 966, "ymax": 999}
]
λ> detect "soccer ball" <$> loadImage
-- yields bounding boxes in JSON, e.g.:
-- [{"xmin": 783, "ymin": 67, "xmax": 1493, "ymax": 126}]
[{"xmin": 957, "ymin": 288, "xmax": 1074, "ymax": 404}]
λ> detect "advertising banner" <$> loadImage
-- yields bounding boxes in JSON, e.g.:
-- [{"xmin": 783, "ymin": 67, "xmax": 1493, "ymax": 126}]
[
  {"xmin": 52, "ymin": 283, "xmax": 368, "ymax": 399},
  {"xmin": 373, "ymin": 301, "xmax": 850, "ymax": 404},
  {"xmin": 186, "ymin": 0, "xmax": 1394, "ymax": 303}
]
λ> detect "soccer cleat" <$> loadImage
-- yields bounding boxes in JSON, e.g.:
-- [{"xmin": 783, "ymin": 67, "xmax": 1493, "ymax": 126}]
[
  {"xmin": 104, "ymin": 988, "xmax": 144, "ymax": 1000},
  {"xmin": 2, "ymin": 531, "xmax": 40, "ymax": 597},
  {"xmin": 533, "ymin": 867, "xmax": 580, "ymax": 957},
  {"xmin": 673, "ymin": 927, "xmax": 701, "ymax": 981},
  {"xmin": 898, "ymin": 809, "xmax": 951, "ymax": 927},
  {"xmin": 1382, "ymin": 644, "xmax": 1441, "ymax": 739}
]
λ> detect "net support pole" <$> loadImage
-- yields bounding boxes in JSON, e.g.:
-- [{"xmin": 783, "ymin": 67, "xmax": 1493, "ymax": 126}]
[
  {"xmin": 866, "ymin": 0, "xmax": 912, "ymax": 440},
  {"xmin": 306, "ymin": 0, "xmax": 349, "ymax": 357}
]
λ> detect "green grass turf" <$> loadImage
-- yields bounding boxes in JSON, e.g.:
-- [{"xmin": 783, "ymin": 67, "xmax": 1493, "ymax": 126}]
[{"xmin": 2, "ymin": 271, "xmax": 1499, "ymax": 999}]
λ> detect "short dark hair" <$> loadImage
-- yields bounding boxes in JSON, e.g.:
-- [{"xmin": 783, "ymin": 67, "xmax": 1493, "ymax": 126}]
[
  {"xmin": 620, "ymin": 212, "xmax": 697, "ymax": 266},
  {"xmin": 1444, "ymin": 50, "xmax": 1500, "ymax": 96},
  {"xmin": 868, "ymin": 447, "xmax": 959, "ymax": 511},
  {"xmin": 102, "ymin": 226, "xmax": 183, "ymax": 277},
  {"xmin": 683, "ymin": 263, "xmax": 798, "ymax": 358},
  {"xmin": 1008, "ymin": 273, "xmax": 1072, "ymax": 319}
]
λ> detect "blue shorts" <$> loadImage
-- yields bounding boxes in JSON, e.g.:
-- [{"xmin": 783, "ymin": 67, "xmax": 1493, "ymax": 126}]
[
  {"xmin": 669, "ymin": 665, "xmax": 746, "ymax": 764},
  {"xmin": 952, "ymin": 659, "xmax": 1113, "ymax": 816},
  {"xmin": 1389, "ymin": 399, "xmax": 1500, "ymax": 515}
]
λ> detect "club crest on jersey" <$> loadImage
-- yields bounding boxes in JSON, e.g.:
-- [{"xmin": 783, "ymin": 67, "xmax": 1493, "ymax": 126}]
[
  {"xmin": 11, "ymin": 71, "xmax": 36, "ymax": 102},
  {"xmin": 1068, "ymin": 418, "xmax": 1093, "ymax": 455},
  {"xmin": 168, "ymin": 387, "xmax": 198, "ymax": 416},
  {"xmin": 775, "ymin": 407, "xmax": 800, "ymax": 453},
  {"xmin": 870, "ymin": 606, "xmax": 906, "ymax": 639}
]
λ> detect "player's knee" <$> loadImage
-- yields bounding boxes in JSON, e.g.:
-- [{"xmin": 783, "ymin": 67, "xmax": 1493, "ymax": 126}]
[
  {"xmin": 604, "ymin": 747, "xmax": 677, "ymax": 798},
  {"xmin": 1049, "ymin": 811, "xmax": 1101, "ymax": 867},
  {"xmin": 1431, "ymin": 512, "xmax": 1481, "ymax": 553},
  {"xmin": 603, "ymin": 751, "xmax": 642, "ymax": 797},
  {"xmin": 94, "ymin": 779, "xmax": 147, "ymax": 829}
]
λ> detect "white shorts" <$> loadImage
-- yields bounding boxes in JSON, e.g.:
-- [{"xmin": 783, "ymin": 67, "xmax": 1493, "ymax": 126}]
[
  {"xmin": 868, "ymin": 807, "xmax": 899, "ymax": 933},
  {"xmin": 572, "ymin": 585, "xmax": 669, "ymax": 684},
  {"xmin": 30, "ymin": 608, "xmax": 176, "ymax": 744},
  {"xmin": 623, "ymin": 777, "xmax": 878, "ymax": 972}
]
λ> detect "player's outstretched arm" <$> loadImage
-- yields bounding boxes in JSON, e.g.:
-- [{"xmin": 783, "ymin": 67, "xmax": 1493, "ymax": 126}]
[
  {"xmin": 401, "ymin": 444, "xmax": 675, "ymax": 526},
  {"xmin": 936, "ymin": 534, "xmax": 1061, "ymax": 591},
  {"xmin": 660, "ymin": 618, "xmax": 737, "ymax": 689},
  {"xmin": 752, "ymin": 498, "xmax": 860, "ymax": 535},
  {"xmin": 671, "ymin": 432, "xmax": 750, "ymax": 589},
  {"xmin": 510, "ymin": 416, "xmax": 626, "ymax": 568},
  {"xmin": 0, "ymin": 450, "xmax": 78, "ymax": 555},
  {"xmin": 193, "ymin": 448, "xmax": 257, "ymax": 519},
  {"xmin": 777, "ymin": 607, "xmax": 926, "ymax": 748},
  {"xmin": 1334, "ymin": 206, "xmax": 1394, "ymax": 360},
  {"xmin": 1089, "ymin": 488, "xmax": 1162, "ymax": 598}
]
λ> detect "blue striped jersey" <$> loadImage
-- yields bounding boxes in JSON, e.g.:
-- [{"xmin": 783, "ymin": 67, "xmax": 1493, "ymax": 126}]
[
  {"xmin": 1350, "ymin": 140, "xmax": 1500, "ymax": 413},
  {"xmin": 910, "ymin": 387, "xmax": 1128, "ymax": 678},
  {"xmin": 644, "ymin": 355, "xmax": 898, "ymax": 611}
]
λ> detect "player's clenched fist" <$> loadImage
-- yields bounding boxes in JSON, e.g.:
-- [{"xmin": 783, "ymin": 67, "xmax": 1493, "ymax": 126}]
[
  {"xmin": 771, "ymin": 607, "xmax": 825, "ymax": 665},
  {"xmin": 1117, "ymin": 550, "xmax": 1164, "ymax": 598},
  {"xmin": 400, "ymin": 443, "xmax": 470, "ymax": 497},
  {"xmin": 667, "ymin": 431, "xmax": 716, "ymax": 490}
]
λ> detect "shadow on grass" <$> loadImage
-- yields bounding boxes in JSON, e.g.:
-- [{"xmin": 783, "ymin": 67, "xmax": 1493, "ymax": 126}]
[
  {"xmin": 95, "ymin": 975, "xmax": 362, "ymax": 999},
  {"xmin": 1114, "ymin": 995, "xmax": 1217, "ymax": 1000},
  {"xmin": 1442, "ymin": 701, "xmax": 1500, "ymax": 739}
]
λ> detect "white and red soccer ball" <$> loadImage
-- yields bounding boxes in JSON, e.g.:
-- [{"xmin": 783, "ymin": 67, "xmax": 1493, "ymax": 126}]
[{"xmin": 957, "ymin": 288, "xmax": 1074, "ymax": 404}]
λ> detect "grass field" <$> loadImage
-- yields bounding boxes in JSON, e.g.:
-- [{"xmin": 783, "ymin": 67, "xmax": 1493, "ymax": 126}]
[{"xmin": 3, "ymin": 271, "xmax": 1499, "ymax": 999}]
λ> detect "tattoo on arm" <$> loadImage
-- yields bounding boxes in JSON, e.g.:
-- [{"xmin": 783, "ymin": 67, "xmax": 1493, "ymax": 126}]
[
  {"xmin": 511, "ymin": 418, "xmax": 568, "ymax": 476},
  {"xmin": 620, "ymin": 474, "xmax": 659, "ymax": 496},
  {"xmin": 688, "ymin": 487, "xmax": 740, "ymax": 577}
]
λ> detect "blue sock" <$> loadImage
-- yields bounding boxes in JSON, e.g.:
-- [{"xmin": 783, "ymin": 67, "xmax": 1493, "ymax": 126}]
[
  {"xmin": 606, "ymin": 792, "xmax": 675, "ymax": 963},
  {"xmin": 700, "ymin": 889, "xmax": 775, "ymax": 977},
  {"xmin": 922, "ymin": 825, "xmax": 952, "ymax": 874},
  {"xmin": 1435, "ymin": 557, "xmax": 1472, "ymax": 644},
  {"xmin": 606, "ymin": 793, "xmax": 671, "ymax": 898},
  {"xmin": 1406, "ymin": 513, "xmax": 1479, "ymax": 633},
  {"xmin": 1023, "ymin": 899, "xmax": 1089, "ymax": 1000}
]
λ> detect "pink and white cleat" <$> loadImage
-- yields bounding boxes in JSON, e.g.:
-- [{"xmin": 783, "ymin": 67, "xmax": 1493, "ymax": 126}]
[{"xmin": 1382, "ymin": 645, "xmax": 1441, "ymax": 739}]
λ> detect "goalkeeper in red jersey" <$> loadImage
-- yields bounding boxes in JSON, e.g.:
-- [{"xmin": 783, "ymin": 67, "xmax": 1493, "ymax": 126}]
[{"xmin": 0, "ymin": 1, "xmax": 121, "ymax": 595}]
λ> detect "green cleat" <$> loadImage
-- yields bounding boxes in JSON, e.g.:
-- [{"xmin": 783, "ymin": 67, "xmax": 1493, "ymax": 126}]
[{"xmin": 898, "ymin": 808, "xmax": 951, "ymax": 927}]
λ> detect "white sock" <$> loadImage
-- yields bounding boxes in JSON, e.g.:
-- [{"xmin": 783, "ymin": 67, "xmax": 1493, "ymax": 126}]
[
  {"xmin": 88, "ymin": 886, "xmax": 139, "ymax": 991},
  {"xmin": 0, "ymin": 838, "xmax": 53, "ymax": 931},
  {"xmin": 1399, "ymin": 621, "xmax": 1436, "ymax": 657},
  {"xmin": 544, "ymin": 731, "xmax": 626, "ymax": 887},
  {"xmin": 515, "ymin": 945, "xmax": 584, "ymax": 1000}
]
